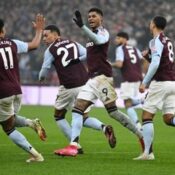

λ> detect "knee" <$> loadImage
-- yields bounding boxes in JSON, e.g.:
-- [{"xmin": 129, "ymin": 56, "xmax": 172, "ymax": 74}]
[
  {"xmin": 54, "ymin": 109, "xmax": 67, "ymax": 121},
  {"xmin": 163, "ymin": 114, "xmax": 173, "ymax": 125},
  {"xmin": 1, "ymin": 116, "xmax": 15, "ymax": 135},
  {"xmin": 124, "ymin": 99, "xmax": 132, "ymax": 108},
  {"xmin": 73, "ymin": 99, "xmax": 92, "ymax": 113},
  {"xmin": 105, "ymin": 101, "xmax": 117, "ymax": 114}
]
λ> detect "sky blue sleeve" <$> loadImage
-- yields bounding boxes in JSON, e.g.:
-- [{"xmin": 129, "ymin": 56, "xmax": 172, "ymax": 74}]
[
  {"xmin": 39, "ymin": 48, "xmax": 54, "ymax": 81},
  {"xmin": 115, "ymin": 46, "xmax": 124, "ymax": 61},
  {"xmin": 41, "ymin": 49, "xmax": 54, "ymax": 69},
  {"xmin": 12, "ymin": 39, "xmax": 28, "ymax": 53},
  {"xmin": 81, "ymin": 25, "xmax": 109, "ymax": 45},
  {"xmin": 142, "ymin": 38, "xmax": 164, "ymax": 85},
  {"xmin": 76, "ymin": 42, "xmax": 87, "ymax": 61}
]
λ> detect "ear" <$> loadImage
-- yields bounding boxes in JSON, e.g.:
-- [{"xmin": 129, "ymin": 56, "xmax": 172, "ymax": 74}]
[{"xmin": 0, "ymin": 30, "xmax": 5, "ymax": 37}]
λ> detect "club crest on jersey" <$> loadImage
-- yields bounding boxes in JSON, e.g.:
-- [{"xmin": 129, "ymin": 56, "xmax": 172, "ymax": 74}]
[{"xmin": 86, "ymin": 42, "xmax": 94, "ymax": 47}]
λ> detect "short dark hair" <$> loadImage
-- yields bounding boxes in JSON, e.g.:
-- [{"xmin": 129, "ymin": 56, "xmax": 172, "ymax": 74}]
[
  {"xmin": 153, "ymin": 16, "xmax": 167, "ymax": 30},
  {"xmin": 45, "ymin": 25, "xmax": 60, "ymax": 35},
  {"xmin": 88, "ymin": 7, "xmax": 103, "ymax": 16},
  {"xmin": 116, "ymin": 32, "xmax": 129, "ymax": 40},
  {"xmin": 0, "ymin": 19, "xmax": 4, "ymax": 33}
]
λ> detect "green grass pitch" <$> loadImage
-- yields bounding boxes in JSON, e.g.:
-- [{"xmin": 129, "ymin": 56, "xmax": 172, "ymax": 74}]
[{"xmin": 0, "ymin": 105, "xmax": 175, "ymax": 175}]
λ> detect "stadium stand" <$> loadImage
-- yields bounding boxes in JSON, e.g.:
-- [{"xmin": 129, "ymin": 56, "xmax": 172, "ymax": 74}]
[{"xmin": 0, "ymin": 0, "xmax": 174, "ymax": 86}]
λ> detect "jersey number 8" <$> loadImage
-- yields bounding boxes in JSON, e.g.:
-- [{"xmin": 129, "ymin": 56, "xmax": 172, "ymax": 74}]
[{"xmin": 167, "ymin": 41, "xmax": 174, "ymax": 62}]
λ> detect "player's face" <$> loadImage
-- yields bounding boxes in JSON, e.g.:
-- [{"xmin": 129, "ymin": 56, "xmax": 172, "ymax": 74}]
[
  {"xmin": 43, "ymin": 30, "xmax": 59, "ymax": 45},
  {"xmin": 115, "ymin": 36, "xmax": 125, "ymax": 45},
  {"xmin": 88, "ymin": 11, "xmax": 102, "ymax": 29},
  {"xmin": 0, "ymin": 26, "xmax": 6, "ymax": 38},
  {"xmin": 149, "ymin": 20, "xmax": 154, "ymax": 34}
]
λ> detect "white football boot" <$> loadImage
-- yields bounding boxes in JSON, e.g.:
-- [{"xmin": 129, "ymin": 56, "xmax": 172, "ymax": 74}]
[
  {"xmin": 26, "ymin": 153, "xmax": 44, "ymax": 163},
  {"xmin": 133, "ymin": 152, "xmax": 155, "ymax": 160}
]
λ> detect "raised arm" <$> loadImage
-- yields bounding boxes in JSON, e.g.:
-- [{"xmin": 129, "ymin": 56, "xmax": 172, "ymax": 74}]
[
  {"xmin": 28, "ymin": 14, "xmax": 45, "ymax": 51},
  {"xmin": 73, "ymin": 10, "xmax": 109, "ymax": 45}
]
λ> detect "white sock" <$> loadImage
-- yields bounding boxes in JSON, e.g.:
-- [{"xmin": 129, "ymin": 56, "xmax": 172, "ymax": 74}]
[
  {"xmin": 71, "ymin": 112, "xmax": 83, "ymax": 143},
  {"xmin": 109, "ymin": 110, "xmax": 142, "ymax": 138},
  {"xmin": 142, "ymin": 122, "xmax": 154, "ymax": 154},
  {"xmin": 8, "ymin": 130, "xmax": 33, "ymax": 152},
  {"xmin": 170, "ymin": 117, "xmax": 175, "ymax": 126},
  {"xmin": 15, "ymin": 115, "xmax": 32, "ymax": 127},
  {"xmin": 56, "ymin": 118, "xmax": 71, "ymax": 140},
  {"xmin": 127, "ymin": 107, "xmax": 139, "ymax": 124},
  {"xmin": 29, "ymin": 147, "xmax": 40, "ymax": 157},
  {"xmin": 131, "ymin": 98, "xmax": 142, "ymax": 106},
  {"xmin": 83, "ymin": 117, "xmax": 103, "ymax": 130}
]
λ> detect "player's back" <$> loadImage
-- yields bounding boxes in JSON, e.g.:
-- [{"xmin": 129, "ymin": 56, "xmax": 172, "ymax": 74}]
[
  {"xmin": 151, "ymin": 33, "xmax": 175, "ymax": 81},
  {"xmin": 121, "ymin": 45, "xmax": 142, "ymax": 82},
  {"xmin": 0, "ymin": 38, "xmax": 21, "ymax": 99},
  {"xmin": 49, "ymin": 39, "xmax": 88, "ymax": 88}
]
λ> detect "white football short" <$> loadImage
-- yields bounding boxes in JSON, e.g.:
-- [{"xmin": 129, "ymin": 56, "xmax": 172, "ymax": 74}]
[
  {"xmin": 55, "ymin": 85, "xmax": 91, "ymax": 113},
  {"xmin": 143, "ymin": 81, "xmax": 175, "ymax": 114},
  {"xmin": 0, "ymin": 94, "xmax": 22, "ymax": 122},
  {"xmin": 77, "ymin": 75, "xmax": 117, "ymax": 105},
  {"xmin": 120, "ymin": 81, "xmax": 141, "ymax": 100}
]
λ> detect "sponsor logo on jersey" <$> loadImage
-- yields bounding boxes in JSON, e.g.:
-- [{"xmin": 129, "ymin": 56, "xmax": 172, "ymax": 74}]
[{"xmin": 86, "ymin": 42, "xmax": 94, "ymax": 47}]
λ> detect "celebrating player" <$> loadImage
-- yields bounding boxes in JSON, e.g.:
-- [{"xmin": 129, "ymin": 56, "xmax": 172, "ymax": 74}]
[
  {"xmin": 56, "ymin": 7, "xmax": 143, "ymax": 156},
  {"xmin": 39, "ymin": 24, "xmax": 116, "ymax": 154},
  {"xmin": 111, "ymin": 32, "xmax": 143, "ymax": 130},
  {"xmin": 0, "ymin": 14, "xmax": 45, "ymax": 162},
  {"xmin": 134, "ymin": 16, "xmax": 175, "ymax": 160}
]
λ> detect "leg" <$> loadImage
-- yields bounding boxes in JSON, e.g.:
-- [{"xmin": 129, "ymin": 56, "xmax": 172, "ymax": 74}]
[
  {"xmin": 133, "ymin": 110, "xmax": 155, "ymax": 160},
  {"xmin": 54, "ymin": 108, "xmax": 85, "ymax": 154},
  {"xmin": 55, "ymin": 99, "xmax": 92, "ymax": 156},
  {"xmin": 14, "ymin": 94, "xmax": 46, "ymax": 141},
  {"xmin": 125, "ymin": 99, "xmax": 142, "ymax": 130},
  {"xmin": 163, "ymin": 114, "xmax": 175, "ymax": 126},
  {"xmin": 106, "ymin": 101, "xmax": 143, "ymax": 138},
  {"xmin": 54, "ymin": 108, "xmax": 71, "ymax": 140},
  {"xmin": 14, "ymin": 115, "xmax": 46, "ymax": 141},
  {"xmin": 83, "ymin": 114, "xmax": 116, "ymax": 148},
  {"xmin": 1, "ymin": 115, "xmax": 44, "ymax": 162},
  {"xmin": 71, "ymin": 99, "xmax": 92, "ymax": 144}
]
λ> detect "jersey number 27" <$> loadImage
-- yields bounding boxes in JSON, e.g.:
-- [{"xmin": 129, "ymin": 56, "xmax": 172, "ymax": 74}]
[{"xmin": 57, "ymin": 43, "xmax": 78, "ymax": 67}]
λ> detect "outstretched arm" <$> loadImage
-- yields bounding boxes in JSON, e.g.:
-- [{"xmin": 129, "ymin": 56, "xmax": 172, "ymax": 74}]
[
  {"xmin": 73, "ymin": 10, "xmax": 109, "ymax": 45},
  {"xmin": 28, "ymin": 14, "xmax": 45, "ymax": 51}
]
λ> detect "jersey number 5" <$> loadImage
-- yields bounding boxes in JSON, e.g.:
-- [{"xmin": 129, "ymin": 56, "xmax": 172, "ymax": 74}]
[
  {"xmin": 57, "ymin": 43, "xmax": 78, "ymax": 67},
  {"xmin": 0, "ymin": 47, "xmax": 14, "ymax": 69},
  {"xmin": 126, "ymin": 46, "xmax": 137, "ymax": 64}
]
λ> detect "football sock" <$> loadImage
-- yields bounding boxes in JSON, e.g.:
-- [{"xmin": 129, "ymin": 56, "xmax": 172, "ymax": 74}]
[
  {"xmin": 55, "ymin": 118, "xmax": 71, "ymax": 140},
  {"xmin": 142, "ymin": 119, "xmax": 154, "ymax": 155},
  {"xmin": 71, "ymin": 111, "xmax": 83, "ymax": 143},
  {"xmin": 8, "ymin": 129, "xmax": 33, "ymax": 152},
  {"xmin": 131, "ymin": 98, "xmax": 143, "ymax": 106},
  {"xmin": 170, "ymin": 117, "xmax": 175, "ymax": 126},
  {"xmin": 83, "ymin": 117, "xmax": 103, "ymax": 130},
  {"xmin": 14, "ymin": 115, "xmax": 32, "ymax": 127},
  {"xmin": 108, "ymin": 108, "xmax": 142, "ymax": 138},
  {"xmin": 127, "ymin": 107, "xmax": 141, "ymax": 126},
  {"xmin": 29, "ymin": 147, "xmax": 41, "ymax": 157}
]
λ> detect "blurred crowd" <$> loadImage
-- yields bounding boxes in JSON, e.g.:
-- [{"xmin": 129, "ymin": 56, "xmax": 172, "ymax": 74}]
[{"xmin": 1, "ymin": 0, "xmax": 175, "ymax": 86}]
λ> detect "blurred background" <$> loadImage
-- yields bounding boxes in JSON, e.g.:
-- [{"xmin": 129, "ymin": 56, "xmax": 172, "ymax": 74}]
[{"xmin": 1, "ymin": 0, "xmax": 175, "ymax": 87}]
